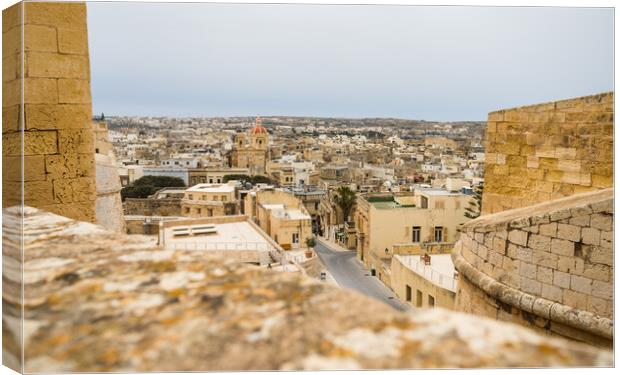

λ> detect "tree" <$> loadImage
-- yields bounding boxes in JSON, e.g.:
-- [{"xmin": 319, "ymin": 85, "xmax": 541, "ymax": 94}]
[
  {"xmin": 222, "ymin": 174, "xmax": 274, "ymax": 185},
  {"xmin": 464, "ymin": 182, "xmax": 484, "ymax": 219},
  {"xmin": 121, "ymin": 175, "xmax": 185, "ymax": 201},
  {"xmin": 334, "ymin": 185, "xmax": 356, "ymax": 223},
  {"xmin": 305, "ymin": 237, "xmax": 316, "ymax": 248}
]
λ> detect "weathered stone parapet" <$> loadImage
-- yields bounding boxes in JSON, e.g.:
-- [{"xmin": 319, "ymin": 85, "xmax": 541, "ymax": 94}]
[
  {"xmin": 482, "ymin": 92, "xmax": 613, "ymax": 214},
  {"xmin": 2, "ymin": 206, "xmax": 613, "ymax": 372},
  {"xmin": 454, "ymin": 188, "xmax": 613, "ymax": 346}
]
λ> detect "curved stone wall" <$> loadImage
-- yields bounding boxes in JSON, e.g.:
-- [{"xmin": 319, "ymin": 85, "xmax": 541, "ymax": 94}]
[{"xmin": 453, "ymin": 188, "xmax": 613, "ymax": 347}]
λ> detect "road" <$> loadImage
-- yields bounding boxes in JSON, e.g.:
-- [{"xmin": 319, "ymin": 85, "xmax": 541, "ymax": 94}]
[{"xmin": 314, "ymin": 239, "xmax": 409, "ymax": 312}]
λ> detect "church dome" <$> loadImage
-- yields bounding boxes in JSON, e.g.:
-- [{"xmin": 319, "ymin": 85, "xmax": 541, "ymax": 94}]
[{"xmin": 250, "ymin": 117, "xmax": 268, "ymax": 135}]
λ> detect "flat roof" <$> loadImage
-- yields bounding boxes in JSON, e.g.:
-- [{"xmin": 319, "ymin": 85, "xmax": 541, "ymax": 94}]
[
  {"xmin": 271, "ymin": 208, "xmax": 311, "ymax": 220},
  {"xmin": 186, "ymin": 183, "xmax": 235, "ymax": 193},
  {"xmin": 395, "ymin": 254, "xmax": 456, "ymax": 292},
  {"xmin": 162, "ymin": 221, "xmax": 275, "ymax": 252},
  {"xmin": 416, "ymin": 188, "xmax": 464, "ymax": 196}
]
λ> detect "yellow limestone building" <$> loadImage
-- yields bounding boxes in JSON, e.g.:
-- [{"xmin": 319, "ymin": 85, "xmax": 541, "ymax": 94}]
[
  {"xmin": 230, "ymin": 117, "xmax": 270, "ymax": 175},
  {"xmin": 355, "ymin": 187, "xmax": 471, "ymax": 284}
]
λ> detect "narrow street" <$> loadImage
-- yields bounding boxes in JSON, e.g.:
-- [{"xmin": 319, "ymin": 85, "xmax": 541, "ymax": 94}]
[{"xmin": 314, "ymin": 239, "xmax": 410, "ymax": 312}]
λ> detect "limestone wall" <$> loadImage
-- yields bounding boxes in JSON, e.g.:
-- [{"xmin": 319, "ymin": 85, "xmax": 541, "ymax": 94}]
[
  {"xmin": 124, "ymin": 197, "xmax": 182, "ymax": 217},
  {"xmin": 453, "ymin": 188, "xmax": 613, "ymax": 347},
  {"xmin": 482, "ymin": 92, "xmax": 613, "ymax": 214},
  {"xmin": 1, "ymin": 206, "xmax": 613, "ymax": 371},
  {"xmin": 2, "ymin": 2, "xmax": 96, "ymax": 222}
]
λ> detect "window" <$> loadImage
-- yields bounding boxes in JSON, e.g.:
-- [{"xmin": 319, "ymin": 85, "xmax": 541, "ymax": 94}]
[
  {"xmin": 406, "ymin": 285, "xmax": 412, "ymax": 302},
  {"xmin": 217, "ymin": 178, "xmax": 221, "ymax": 183},
  {"xmin": 207, "ymin": 209, "xmax": 213, "ymax": 217},
  {"xmin": 209, "ymin": 178, "xmax": 213, "ymax": 183},
  {"xmin": 292, "ymin": 233, "xmax": 299, "ymax": 244},
  {"xmin": 412, "ymin": 226, "xmax": 421, "ymax": 243},
  {"xmin": 416, "ymin": 290, "xmax": 423, "ymax": 307},
  {"xmin": 197, "ymin": 208, "xmax": 201, "ymax": 214},
  {"xmin": 222, "ymin": 196, "xmax": 227, "ymax": 202},
  {"xmin": 421, "ymin": 196, "xmax": 428, "ymax": 209},
  {"xmin": 188, "ymin": 194, "xmax": 193, "ymax": 200},
  {"xmin": 184, "ymin": 207, "xmax": 190, "ymax": 214},
  {"xmin": 434, "ymin": 227, "xmax": 443, "ymax": 242},
  {"xmin": 213, "ymin": 196, "xmax": 218, "ymax": 201},
  {"xmin": 428, "ymin": 295, "xmax": 435, "ymax": 308}
]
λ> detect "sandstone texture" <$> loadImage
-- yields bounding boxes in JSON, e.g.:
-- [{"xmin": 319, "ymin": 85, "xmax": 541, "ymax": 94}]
[
  {"xmin": 1, "ymin": 206, "xmax": 613, "ymax": 372},
  {"xmin": 454, "ymin": 188, "xmax": 613, "ymax": 347},
  {"xmin": 2, "ymin": 2, "xmax": 96, "ymax": 222},
  {"xmin": 483, "ymin": 92, "xmax": 613, "ymax": 214}
]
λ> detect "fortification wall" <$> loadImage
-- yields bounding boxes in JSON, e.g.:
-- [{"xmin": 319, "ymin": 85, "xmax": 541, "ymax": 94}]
[
  {"xmin": 2, "ymin": 2, "xmax": 96, "ymax": 222},
  {"xmin": 482, "ymin": 92, "xmax": 613, "ymax": 214},
  {"xmin": 453, "ymin": 188, "xmax": 613, "ymax": 347}
]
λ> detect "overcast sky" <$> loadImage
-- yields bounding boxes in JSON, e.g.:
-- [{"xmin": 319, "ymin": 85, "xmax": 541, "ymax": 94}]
[{"xmin": 87, "ymin": 3, "xmax": 613, "ymax": 121}]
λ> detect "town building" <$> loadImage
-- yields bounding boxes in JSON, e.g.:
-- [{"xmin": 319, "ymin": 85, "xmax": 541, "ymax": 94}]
[
  {"xmin": 245, "ymin": 190, "xmax": 312, "ymax": 251},
  {"xmin": 188, "ymin": 167, "xmax": 250, "ymax": 186},
  {"xmin": 229, "ymin": 117, "xmax": 270, "ymax": 175},
  {"xmin": 355, "ymin": 187, "xmax": 471, "ymax": 284},
  {"xmin": 181, "ymin": 182, "xmax": 239, "ymax": 217}
]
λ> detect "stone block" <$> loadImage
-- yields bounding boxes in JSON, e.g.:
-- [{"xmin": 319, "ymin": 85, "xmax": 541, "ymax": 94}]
[
  {"xmin": 3, "ymin": 79, "xmax": 21, "ymax": 107},
  {"xmin": 520, "ymin": 277, "xmax": 542, "ymax": 295},
  {"xmin": 561, "ymin": 172, "xmax": 581, "ymax": 185},
  {"xmin": 25, "ymin": 104, "xmax": 92, "ymax": 130},
  {"xmin": 569, "ymin": 215, "xmax": 590, "ymax": 227},
  {"xmin": 589, "ymin": 246, "xmax": 612, "ymax": 267},
  {"xmin": 556, "ymin": 223, "xmax": 580, "ymax": 242},
  {"xmin": 528, "ymin": 234, "xmax": 550, "ymax": 252},
  {"xmin": 2, "ymin": 24, "xmax": 21, "ymax": 55},
  {"xmin": 3, "ymin": 54, "xmax": 18, "ymax": 83},
  {"xmin": 591, "ymin": 174, "xmax": 613, "ymax": 188},
  {"xmin": 587, "ymin": 296, "xmax": 611, "ymax": 319},
  {"xmin": 507, "ymin": 230, "xmax": 528, "ymax": 246},
  {"xmin": 24, "ymin": 180, "xmax": 54, "ymax": 207},
  {"xmin": 570, "ymin": 275, "xmax": 592, "ymax": 294},
  {"xmin": 557, "ymin": 159, "xmax": 581, "ymax": 172},
  {"xmin": 555, "ymin": 147, "xmax": 576, "ymax": 159},
  {"xmin": 538, "ymin": 223, "xmax": 557, "ymax": 237},
  {"xmin": 556, "ymin": 256, "xmax": 576, "ymax": 273},
  {"xmin": 519, "ymin": 262, "xmax": 537, "ymax": 279},
  {"xmin": 541, "ymin": 284, "xmax": 562, "ymax": 303},
  {"xmin": 76, "ymin": 153, "xmax": 95, "ymax": 177},
  {"xmin": 2, "ymin": 104, "xmax": 20, "ymax": 132},
  {"xmin": 590, "ymin": 213, "xmax": 612, "ymax": 231},
  {"xmin": 45, "ymin": 154, "xmax": 78, "ymax": 179},
  {"xmin": 24, "ymin": 24, "xmax": 57, "ymax": 52},
  {"xmin": 2, "ymin": 3, "xmax": 22, "ymax": 33},
  {"xmin": 553, "ymin": 270, "xmax": 570, "ymax": 289},
  {"xmin": 25, "ymin": 78, "xmax": 58, "ymax": 104},
  {"xmin": 58, "ymin": 79, "xmax": 91, "ymax": 104},
  {"xmin": 488, "ymin": 250, "xmax": 503, "ymax": 267},
  {"xmin": 57, "ymin": 27, "xmax": 88, "ymax": 55},
  {"xmin": 591, "ymin": 280, "xmax": 612, "ymax": 300},
  {"xmin": 532, "ymin": 250, "xmax": 558, "ymax": 269},
  {"xmin": 4, "ymin": 130, "xmax": 58, "ymax": 156},
  {"xmin": 526, "ymin": 156, "xmax": 539, "ymax": 168},
  {"xmin": 71, "ymin": 177, "xmax": 96, "ymax": 202},
  {"xmin": 58, "ymin": 129, "xmax": 94, "ymax": 154},
  {"xmin": 550, "ymin": 238, "xmax": 574, "ymax": 257},
  {"xmin": 581, "ymin": 227, "xmax": 600, "ymax": 246},
  {"xmin": 53, "ymin": 179, "xmax": 74, "ymax": 204},
  {"xmin": 536, "ymin": 266, "xmax": 553, "ymax": 284},
  {"xmin": 562, "ymin": 289, "xmax": 588, "ymax": 310},
  {"xmin": 24, "ymin": 2, "xmax": 87, "ymax": 29},
  {"xmin": 26, "ymin": 52, "xmax": 90, "ymax": 79}
]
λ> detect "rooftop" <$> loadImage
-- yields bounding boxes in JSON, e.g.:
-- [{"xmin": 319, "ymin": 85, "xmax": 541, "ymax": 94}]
[
  {"xmin": 186, "ymin": 183, "xmax": 235, "ymax": 193},
  {"xmin": 395, "ymin": 254, "xmax": 457, "ymax": 292},
  {"xmin": 162, "ymin": 219, "xmax": 276, "ymax": 253}
]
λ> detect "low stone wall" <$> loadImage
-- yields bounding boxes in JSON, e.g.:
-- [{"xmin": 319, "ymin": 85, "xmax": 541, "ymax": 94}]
[
  {"xmin": 124, "ymin": 198, "xmax": 182, "ymax": 217},
  {"xmin": 453, "ymin": 188, "xmax": 613, "ymax": 347},
  {"xmin": 1, "ymin": 206, "xmax": 612, "ymax": 372}
]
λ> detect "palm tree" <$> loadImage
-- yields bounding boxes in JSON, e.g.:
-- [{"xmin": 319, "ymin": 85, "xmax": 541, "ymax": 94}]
[
  {"xmin": 334, "ymin": 185, "xmax": 356, "ymax": 223},
  {"xmin": 464, "ymin": 182, "xmax": 484, "ymax": 219}
]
